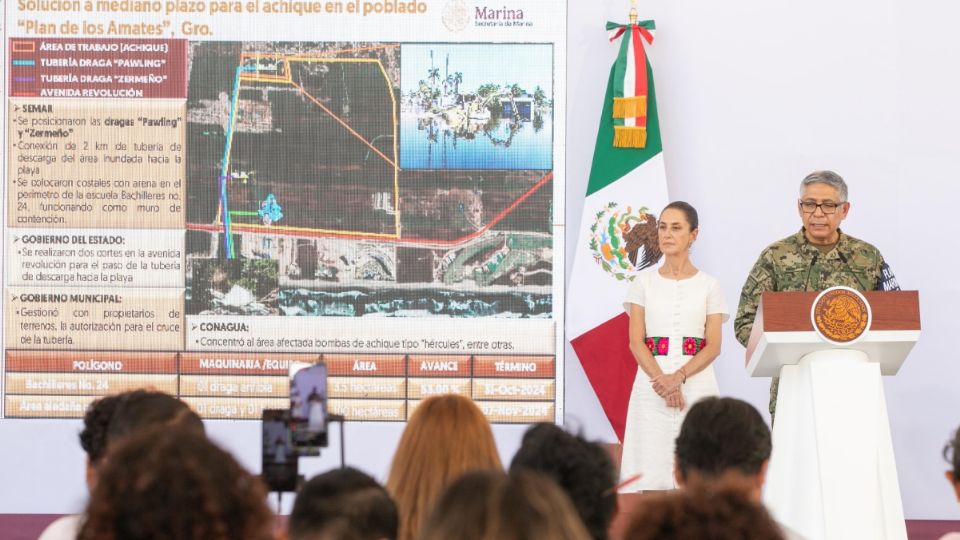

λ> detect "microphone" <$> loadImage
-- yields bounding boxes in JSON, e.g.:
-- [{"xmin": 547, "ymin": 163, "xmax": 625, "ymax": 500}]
[
  {"xmin": 804, "ymin": 253, "xmax": 819, "ymax": 291},
  {"xmin": 837, "ymin": 251, "xmax": 871, "ymax": 291}
]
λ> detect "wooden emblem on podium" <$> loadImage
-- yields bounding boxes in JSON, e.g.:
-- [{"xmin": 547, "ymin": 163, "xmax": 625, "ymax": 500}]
[{"xmin": 811, "ymin": 286, "xmax": 871, "ymax": 345}]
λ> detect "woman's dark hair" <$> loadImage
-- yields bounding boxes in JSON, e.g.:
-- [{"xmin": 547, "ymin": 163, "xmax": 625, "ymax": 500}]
[
  {"xmin": 624, "ymin": 482, "xmax": 784, "ymax": 540},
  {"xmin": 289, "ymin": 467, "xmax": 398, "ymax": 540},
  {"xmin": 79, "ymin": 394, "xmax": 123, "ymax": 464},
  {"xmin": 106, "ymin": 390, "xmax": 204, "ymax": 443},
  {"xmin": 78, "ymin": 426, "xmax": 274, "ymax": 540},
  {"xmin": 661, "ymin": 201, "xmax": 699, "ymax": 231},
  {"xmin": 81, "ymin": 391, "xmax": 203, "ymax": 466},
  {"xmin": 509, "ymin": 423, "xmax": 616, "ymax": 540},
  {"xmin": 675, "ymin": 397, "xmax": 771, "ymax": 480},
  {"xmin": 945, "ymin": 428, "xmax": 960, "ymax": 481}
]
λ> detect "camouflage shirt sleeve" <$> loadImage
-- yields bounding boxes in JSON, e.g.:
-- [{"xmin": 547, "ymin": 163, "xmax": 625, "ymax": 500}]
[
  {"xmin": 841, "ymin": 238, "xmax": 886, "ymax": 291},
  {"xmin": 735, "ymin": 249, "xmax": 776, "ymax": 347}
]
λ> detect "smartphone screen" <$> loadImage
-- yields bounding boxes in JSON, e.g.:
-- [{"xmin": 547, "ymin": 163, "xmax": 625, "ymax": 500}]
[
  {"xmin": 261, "ymin": 409, "xmax": 299, "ymax": 492},
  {"xmin": 289, "ymin": 361, "xmax": 329, "ymax": 453}
]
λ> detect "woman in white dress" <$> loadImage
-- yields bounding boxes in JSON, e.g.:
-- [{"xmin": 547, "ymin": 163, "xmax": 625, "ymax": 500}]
[{"xmin": 620, "ymin": 201, "xmax": 729, "ymax": 491}]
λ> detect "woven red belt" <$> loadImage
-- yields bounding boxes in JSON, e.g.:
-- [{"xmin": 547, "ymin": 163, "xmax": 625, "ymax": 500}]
[{"xmin": 645, "ymin": 336, "xmax": 706, "ymax": 357}]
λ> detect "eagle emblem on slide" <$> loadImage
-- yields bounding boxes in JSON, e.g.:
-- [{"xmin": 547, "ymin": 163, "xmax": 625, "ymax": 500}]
[{"xmin": 588, "ymin": 202, "xmax": 661, "ymax": 281}]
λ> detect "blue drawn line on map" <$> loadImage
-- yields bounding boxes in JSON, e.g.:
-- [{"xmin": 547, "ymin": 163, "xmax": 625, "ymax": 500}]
[
  {"xmin": 219, "ymin": 174, "xmax": 232, "ymax": 257},
  {"xmin": 218, "ymin": 65, "xmax": 260, "ymax": 259},
  {"xmin": 13, "ymin": 60, "xmax": 35, "ymax": 66},
  {"xmin": 218, "ymin": 67, "xmax": 243, "ymax": 258}
]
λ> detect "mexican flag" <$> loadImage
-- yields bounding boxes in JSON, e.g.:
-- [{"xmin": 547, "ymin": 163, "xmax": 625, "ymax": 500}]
[{"xmin": 568, "ymin": 20, "xmax": 669, "ymax": 442}]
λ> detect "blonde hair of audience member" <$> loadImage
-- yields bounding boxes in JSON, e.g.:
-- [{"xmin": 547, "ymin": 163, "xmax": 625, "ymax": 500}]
[
  {"xmin": 387, "ymin": 394, "xmax": 502, "ymax": 540},
  {"xmin": 420, "ymin": 470, "xmax": 591, "ymax": 540},
  {"xmin": 78, "ymin": 425, "xmax": 274, "ymax": 540},
  {"xmin": 623, "ymin": 481, "xmax": 784, "ymax": 540}
]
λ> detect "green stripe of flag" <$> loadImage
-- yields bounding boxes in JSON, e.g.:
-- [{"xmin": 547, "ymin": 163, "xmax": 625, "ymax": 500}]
[{"xmin": 585, "ymin": 57, "xmax": 662, "ymax": 197}]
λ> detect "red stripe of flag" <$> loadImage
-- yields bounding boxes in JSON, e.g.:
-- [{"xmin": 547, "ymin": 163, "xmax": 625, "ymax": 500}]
[
  {"xmin": 570, "ymin": 313, "xmax": 638, "ymax": 442},
  {"xmin": 631, "ymin": 25, "xmax": 647, "ymax": 126}
]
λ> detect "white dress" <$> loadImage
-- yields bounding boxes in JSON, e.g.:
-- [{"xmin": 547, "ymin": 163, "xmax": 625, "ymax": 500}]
[{"xmin": 620, "ymin": 268, "xmax": 729, "ymax": 491}]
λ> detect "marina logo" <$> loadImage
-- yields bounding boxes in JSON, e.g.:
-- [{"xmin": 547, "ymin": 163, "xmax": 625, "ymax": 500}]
[
  {"xmin": 475, "ymin": 5, "xmax": 524, "ymax": 21},
  {"xmin": 444, "ymin": 1, "xmax": 532, "ymax": 29},
  {"xmin": 442, "ymin": 0, "xmax": 470, "ymax": 32},
  {"xmin": 474, "ymin": 4, "xmax": 530, "ymax": 27}
]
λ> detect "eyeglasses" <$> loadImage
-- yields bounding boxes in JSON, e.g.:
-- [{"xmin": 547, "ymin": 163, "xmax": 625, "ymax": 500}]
[{"xmin": 799, "ymin": 200, "xmax": 844, "ymax": 214}]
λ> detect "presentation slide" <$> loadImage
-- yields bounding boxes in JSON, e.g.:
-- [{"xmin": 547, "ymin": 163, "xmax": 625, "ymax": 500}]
[{"xmin": 2, "ymin": 1, "xmax": 566, "ymax": 424}]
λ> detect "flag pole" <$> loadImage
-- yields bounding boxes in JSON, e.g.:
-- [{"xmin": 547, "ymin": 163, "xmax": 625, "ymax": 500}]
[{"xmin": 629, "ymin": 0, "xmax": 637, "ymax": 25}]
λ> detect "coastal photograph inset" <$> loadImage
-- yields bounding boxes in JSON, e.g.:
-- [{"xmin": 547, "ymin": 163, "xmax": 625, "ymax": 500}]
[{"xmin": 400, "ymin": 44, "xmax": 553, "ymax": 170}]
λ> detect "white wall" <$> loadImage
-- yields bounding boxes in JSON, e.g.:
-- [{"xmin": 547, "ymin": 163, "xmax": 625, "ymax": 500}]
[{"xmin": 565, "ymin": 0, "xmax": 960, "ymax": 520}]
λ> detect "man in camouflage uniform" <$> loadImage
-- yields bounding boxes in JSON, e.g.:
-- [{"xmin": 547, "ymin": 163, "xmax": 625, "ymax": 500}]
[{"xmin": 734, "ymin": 170, "xmax": 899, "ymax": 417}]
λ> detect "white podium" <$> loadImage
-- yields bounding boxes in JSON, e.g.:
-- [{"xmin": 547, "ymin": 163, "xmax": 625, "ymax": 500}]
[{"xmin": 745, "ymin": 290, "xmax": 920, "ymax": 540}]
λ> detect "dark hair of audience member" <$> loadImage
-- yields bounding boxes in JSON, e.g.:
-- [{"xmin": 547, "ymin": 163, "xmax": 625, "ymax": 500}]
[
  {"xmin": 106, "ymin": 389, "xmax": 205, "ymax": 442},
  {"xmin": 78, "ymin": 394, "xmax": 123, "ymax": 465},
  {"xmin": 623, "ymin": 482, "xmax": 784, "ymax": 540},
  {"xmin": 946, "ymin": 428, "xmax": 960, "ymax": 482},
  {"xmin": 420, "ymin": 470, "xmax": 591, "ymax": 540},
  {"xmin": 509, "ymin": 423, "xmax": 616, "ymax": 540},
  {"xmin": 289, "ymin": 467, "xmax": 398, "ymax": 540},
  {"xmin": 674, "ymin": 396, "xmax": 771, "ymax": 480},
  {"xmin": 77, "ymin": 426, "xmax": 274, "ymax": 540},
  {"xmin": 386, "ymin": 394, "xmax": 502, "ymax": 540},
  {"xmin": 944, "ymin": 427, "xmax": 960, "ymax": 505}
]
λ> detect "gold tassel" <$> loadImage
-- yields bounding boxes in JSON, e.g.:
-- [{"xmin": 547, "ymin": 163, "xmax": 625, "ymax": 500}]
[
  {"xmin": 612, "ymin": 96, "xmax": 647, "ymax": 119},
  {"xmin": 613, "ymin": 126, "xmax": 647, "ymax": 148}
]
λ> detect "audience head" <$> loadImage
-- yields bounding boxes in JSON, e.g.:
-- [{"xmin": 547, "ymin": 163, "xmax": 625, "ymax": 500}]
[
  {"xmin": 77, "ymin": 390, "xmax": 203, "ymax": 489},
  {"xmin": 509, "ymin": 423, "xmax": 616, "ymax": 540},
  {"xmin": 944, "ymin": 427, "xmax": 960, "ymax": 502},
  {"xmin": 674, "ymin": 397, "xmax": 771, "ymax": 500},
  {"xmin": 386, "ymin": 394, "xmax": 502, "ymax": 540},
  {"xmin": 421, "ymin": 470, "xmax": 591, "ymax": 540},
  {"xmin": 78, "ymin": 393, "xmax": 123, "ymax": 487},
  {"xmin": 623, "ymin": 482, "xmax": 784, "ymax": 540},
  {"xmin": 106, "ymin": 389, "xmax": 205, "ymax": 442},
  {"xmin": 78, "ymin": 426, "xmax": 274, "ymax": 540},
  {"xmin": 289, "ymin": 467, "xmax": 398, "ymax": 540}
]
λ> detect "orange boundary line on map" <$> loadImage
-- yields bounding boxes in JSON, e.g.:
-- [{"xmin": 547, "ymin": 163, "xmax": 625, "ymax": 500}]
[
  {"xmin": 213, "ymin": 54, "xmax": 400, "ymax": 238},
  {"xmin": 240, "ymin": 44, "xmax": 399, "ymax": 59},
  {"xmin": 290, "ymin": 80, "xmax": 399, "ymax": 170}
]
